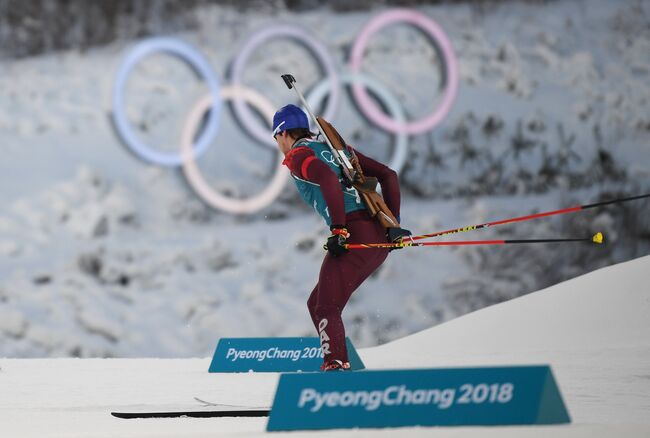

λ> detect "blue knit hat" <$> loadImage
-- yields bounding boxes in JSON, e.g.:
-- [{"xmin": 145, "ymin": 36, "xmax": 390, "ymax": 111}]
[{"xmin": 272, "ymin": 104, "xmax": 309, "ymax": 137}]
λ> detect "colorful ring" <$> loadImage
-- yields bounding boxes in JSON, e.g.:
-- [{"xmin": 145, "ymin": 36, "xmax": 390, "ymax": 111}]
[
  {"xmin": 181, "ymin": 86, "xmax": 289, "ymax": 214},
  {"xmin": 230, "ymin": 25, "xmax": 340, "ymax": 149},
  {"xmin": 306, "ymin": 73, "xmax": 408, "ymax": 174},
  {"xmin": 112, "ymin": 37, "xmax": 221, "ymax": 167},
  {"xmin": 349, "ymin": 9, "xmax": 458, "ymax": 135}
]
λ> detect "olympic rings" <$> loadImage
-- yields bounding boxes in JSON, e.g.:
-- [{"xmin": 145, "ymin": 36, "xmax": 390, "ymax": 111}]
[
  {"xmin": 181, "ymin": 86, "xmax": 290, "ymax": 214},
  {"xmin": 111, "ymin": 9, "xmax": 459, "ymax": 214},
  {"xmin": 306, "ymin": 73, "xmax": 408, "ymax": 174},
  {"xmin": 112, "ymin": 37, "xmax": 221, "ymax": 167},
  {"xmin": 350, "ymin": 8, "xmax": 459, "ymax": 135},
  {"xmin": 230, "ymin": 25, "xmax": 340, "ymax": 149}
]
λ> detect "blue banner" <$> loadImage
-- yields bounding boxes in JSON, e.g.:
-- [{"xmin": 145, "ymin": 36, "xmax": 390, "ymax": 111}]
[
  {"xmin": 208, "ymin": 337, "xmax": 365, "ymax": 373},
  {"xmin": 267, "ymin": 365, "xmax": 570, "ymax": 431}
]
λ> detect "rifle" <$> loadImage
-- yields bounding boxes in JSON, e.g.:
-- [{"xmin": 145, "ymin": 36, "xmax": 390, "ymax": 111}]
[{"xmin": 280, "ymin": 74, "xmax": 400, "ymax": 229}]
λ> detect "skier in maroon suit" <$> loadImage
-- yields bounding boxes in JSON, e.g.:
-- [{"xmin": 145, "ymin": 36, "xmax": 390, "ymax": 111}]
[{"xmin": 273, "ymin": 104, "xmax": 410, "ymax": 371}]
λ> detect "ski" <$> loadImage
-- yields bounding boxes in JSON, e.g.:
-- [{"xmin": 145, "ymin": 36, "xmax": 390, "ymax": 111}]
[
  {"xmin": 193, "ymin": 396, "xmax": 269, "ymax": 410},
  {"xmin": 111, "ymin": 409, "xmax": 269, "ymax": 419}
]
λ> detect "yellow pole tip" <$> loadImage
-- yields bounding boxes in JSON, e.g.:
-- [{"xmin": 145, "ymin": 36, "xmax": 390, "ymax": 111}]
[{"xmin": 592, "ymin": 232, "xmax": 604, "ymax": 244}]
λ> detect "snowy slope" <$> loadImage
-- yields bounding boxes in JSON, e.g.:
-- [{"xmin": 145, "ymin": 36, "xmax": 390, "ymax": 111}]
[
  {"xmin": 2, "ymin": 255, "xmax": 649, "ymax": 437},
  {"xmin": 362, "ymin": 254, "xmax": 650, "ymax": 425},
  {"xmin": 1, "ymin": 0, "xmax": 649, "ymax": 359}
]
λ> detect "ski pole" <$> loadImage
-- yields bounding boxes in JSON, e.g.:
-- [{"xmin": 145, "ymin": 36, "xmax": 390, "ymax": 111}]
[
  {"xmin": 345, "ymin": 232, "xmax": 604, "ymax": 249},
  {"xmin": 280, "ymin": 74, "xmax": 357, "ymax": 183},
  {"xmin": 409, "ymin": 193, "xmax": 650, "ymax": 242}
]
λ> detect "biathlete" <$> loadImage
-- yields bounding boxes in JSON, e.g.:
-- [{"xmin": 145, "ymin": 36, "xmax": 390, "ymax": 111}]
[{"xmin": 272, "ymin": 104, "xmax": 411, "ymax": 371}]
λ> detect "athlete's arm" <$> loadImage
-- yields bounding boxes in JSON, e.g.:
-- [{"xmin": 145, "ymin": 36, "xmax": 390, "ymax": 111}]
[
  {"xmin": 283, "ymin": 146, "xmax": 346, "ymax": 227},
  {"xmin": 352, "ymin": 149, "xmax": 401, "ymax": 220}
]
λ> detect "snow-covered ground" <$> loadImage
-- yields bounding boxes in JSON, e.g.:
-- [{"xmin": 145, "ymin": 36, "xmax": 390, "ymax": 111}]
[
  {"xmin": 1, "ymin": 0, "xmax": 649, "ymax": 358},
  {"xmin": 2, "ymin": 255, "xmax": 649, "ymax": 437},
  {"xmin": 2, "ymin": 1, "xmax": 648, "ymax": 435}
]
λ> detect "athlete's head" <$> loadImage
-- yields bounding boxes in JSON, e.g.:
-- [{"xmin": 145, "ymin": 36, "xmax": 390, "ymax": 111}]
[{"xmin": 272, "ymin": 104, "xmax": 313, "ymax": 153}]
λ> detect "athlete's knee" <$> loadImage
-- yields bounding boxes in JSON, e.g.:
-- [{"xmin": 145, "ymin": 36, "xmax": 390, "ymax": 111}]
[
  {"xmin": 306, "ymin": 286, "xmax": 319, "ymax": 312},
  {"xmin": 313, "ymin": 303, "xmax": 341, "ymax": 318},
  {"xmin": 307, "ymin": 299, "xmax": 316, "ymax": 320}
]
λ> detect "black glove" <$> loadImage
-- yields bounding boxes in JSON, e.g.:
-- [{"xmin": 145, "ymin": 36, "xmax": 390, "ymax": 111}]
[
  {"xmin": 387, "ymin": 227, "xmax": 412, "ymax": 251},
  {"xmin": 324, "ymin": 225, "xmax": 350, "ymax": 257}
]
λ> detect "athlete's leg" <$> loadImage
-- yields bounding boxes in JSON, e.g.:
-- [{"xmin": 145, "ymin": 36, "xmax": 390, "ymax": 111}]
[
  {"xmin": 338, "ymin": 218, "xmax": 389, "ymax": 307},
  {"xmin": 309, "ymin": 253, "xmax": 351, "ymax": 362},
  {"xmin": 307, "ymin": 284, "xmax": 319, "ymax": 329},
  {"xmin": 308, "ymin": 218, "xmax": 389, "ymax": 363}
]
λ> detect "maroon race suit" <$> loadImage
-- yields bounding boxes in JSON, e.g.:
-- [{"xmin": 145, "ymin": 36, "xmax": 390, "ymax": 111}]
[{"xmin": 283, "ymin": 144, "xmax": 401, "ymax": 363}]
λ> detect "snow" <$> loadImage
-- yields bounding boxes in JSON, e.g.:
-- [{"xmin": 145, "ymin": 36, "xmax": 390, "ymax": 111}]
[
  {"xmin": 1, "ymin": 0, "xmax": 649, "ymax": 357},
  {"xmin": 2, "ymin": 255, "xmax": 649, "ymax": 437},
  {"xmin": 1, "ymin": 0, "xmax": 650, "ymax": 434}
]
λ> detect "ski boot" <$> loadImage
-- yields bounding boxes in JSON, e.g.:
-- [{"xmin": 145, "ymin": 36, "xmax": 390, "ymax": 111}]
[{"xmin": 320, "ymin": 359, "xmax": 351, "ymax": 372}]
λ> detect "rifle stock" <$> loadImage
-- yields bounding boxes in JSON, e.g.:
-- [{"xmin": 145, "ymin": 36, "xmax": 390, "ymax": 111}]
[{"xmin": 317, "ymin": 117, "xmax": 400, "ymax": 229}]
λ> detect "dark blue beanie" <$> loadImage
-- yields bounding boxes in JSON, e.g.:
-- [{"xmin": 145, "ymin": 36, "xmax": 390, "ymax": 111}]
[{"xmin": 272, "ymin": 104, "xmax": 309, "ymax": 136}]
